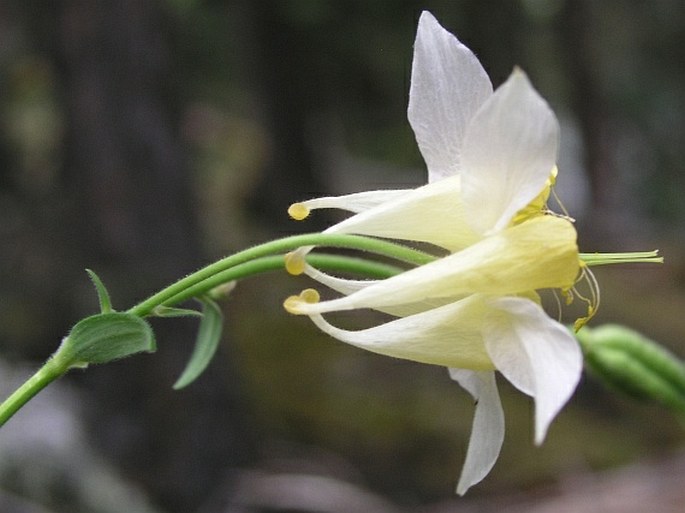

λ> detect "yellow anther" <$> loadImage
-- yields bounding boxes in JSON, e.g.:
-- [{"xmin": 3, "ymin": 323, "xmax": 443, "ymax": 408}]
[
  {"xmin": 287, "ymin": 202, "xmax": 310, "ymax": 221},
  {"xmin": 283, "ymin": 288, "xmax": 320, "ymax": 314},
  {"xmin": 573, "ymin": 307, "xmax": 595, "ymax": 332},
  {"xmin": 570, "ymin": 266, "xmax": 600, "ymax": 332},
  {"xmin": 284, "ymin": 251, "xmax": 306, "ymax": 275},
  {"xmin": 560, "ymin": 288, "xmax": 574, "ymax": 306}
]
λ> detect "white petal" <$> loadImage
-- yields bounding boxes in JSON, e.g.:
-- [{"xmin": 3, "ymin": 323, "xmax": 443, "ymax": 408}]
[
  {"xmin": 301, "ymin": 295, "xmax": 494, "ymax": 370},
  {"xmin": 322, "ymin": 175, "xmax": 479, "ymax": 252},
  {"xmin": 287, "ymin": 176, "xmax": 475, "ymax": 264},
  {"xmin": 483, "ymin": 297, "xmax": 582, "ymax": 444},
  {"xmin": 301, "ymin": 263, "xmax": 451, "ymax": 317},
  {"xmin": 292, "ymin": 215, "xmax": 578, "ymax": 315},
  {"xmin": 449, "ymin": 369, "xmax": 505, "ymax": 495},
  {"xmin": 408, "ymin": 11, "xmax": 492, "ymax": 183},
  {"xmin": 302, "ymin": 263, "xmax": 375, "ymax": 296},
  {"xmin": 461, "ymin": 69, "xmax": 560, "ymax": 234}
]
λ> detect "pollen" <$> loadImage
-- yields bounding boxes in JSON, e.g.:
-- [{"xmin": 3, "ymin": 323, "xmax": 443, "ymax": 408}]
[
  {"xmin": 288, "ymin": 202, "xmax": 310, "ymax": 221},
  {"xmin": 283, "ymin": 288, "xmax": 320, "ymax": 314},
  {"xmin": 285, "ymin": 251, "xmax": 306, "ymax": 275}
]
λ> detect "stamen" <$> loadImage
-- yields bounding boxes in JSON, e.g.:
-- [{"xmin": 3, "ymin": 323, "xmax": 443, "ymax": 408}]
[
  {"xmin": 560, "ymin": 287, "xmax": 574, "ymax": 306},
  {"xmin": 284, "ymin": 251, "xmax": 306, "ymax": 275},
  {"xmin": 512, "ymin": 167, "xmax": 560, "ymax": 224},
  {"xmin": 550, "ymin": 183, "xmax": 573, "ymax": 220},
  {"xmin": 288, "ymin": 202, "xmax": 310, "ymax": 221},
  {"xmin": 550, "ymin": 288, "xmax": 564, "ymax": 322},
  {"xmin": 571, "ymin": 265, "xmax": 601, "ymax": 331},
  {"xmin": 283, "ymin": 288, "xmax": 320, "ymax": 314},
  {"xmin": 544, "ymin": 208, "xmax": 575, "ymax": 223}
]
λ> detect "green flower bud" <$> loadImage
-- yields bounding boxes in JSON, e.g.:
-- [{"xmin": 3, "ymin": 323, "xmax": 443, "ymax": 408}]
[{"xmin": 576, "ymin": 324, "xmax": 685, "ymax": 415}]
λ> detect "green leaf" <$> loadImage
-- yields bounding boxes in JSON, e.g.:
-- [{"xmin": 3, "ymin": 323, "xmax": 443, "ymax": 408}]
[
  {"xmin": 152, "ymin": 305, "xmax": 203, "ymax": 318},
  {"xmin": 173, "ymin": 297, "xmax": 223, "ymax": 390},
  {"xmin": 57, "ymin": 312, "xmax": 156, "ymax": 367},
  {"xmin": 86, "ymin": 269, "xmax": 113, "ymax": 313}
]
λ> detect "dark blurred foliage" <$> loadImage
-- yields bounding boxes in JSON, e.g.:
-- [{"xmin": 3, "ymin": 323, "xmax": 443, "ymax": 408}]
[{"xmin": 0, "ymin": 1, "xmax": 684, "ymax": 512}]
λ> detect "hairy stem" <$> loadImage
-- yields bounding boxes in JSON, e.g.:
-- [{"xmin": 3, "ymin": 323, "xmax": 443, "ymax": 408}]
[
  {"xmin": 159, "ymin": 253, "xmax": 405, "ymax": 308},
  {"xmin": 0, "ymin": 356, "xmax": 71, "ymax": 427},
  {"xmin": 128, "ymin": 233, "xmax": 435, "ymax": 317}
]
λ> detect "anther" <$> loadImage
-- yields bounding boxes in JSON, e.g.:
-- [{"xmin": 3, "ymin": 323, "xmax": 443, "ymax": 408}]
[
  {"xmin": 560, "ymin": 288, "xmax": 574, "ymax": 306},
  {"xmin": 571, "ymin": 267, "xmax": 600, "ymax": 331}
]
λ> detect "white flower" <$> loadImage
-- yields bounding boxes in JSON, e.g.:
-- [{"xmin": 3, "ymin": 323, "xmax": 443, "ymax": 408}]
[{"xmin": 284, "ymin": 11, "xmax": 585, "ymax": 494}]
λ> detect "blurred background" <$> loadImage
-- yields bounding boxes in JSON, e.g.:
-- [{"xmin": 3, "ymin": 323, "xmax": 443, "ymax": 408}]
[{"xmin": 0, "ymin": 0, "xmax": 683, "ymax": 512}]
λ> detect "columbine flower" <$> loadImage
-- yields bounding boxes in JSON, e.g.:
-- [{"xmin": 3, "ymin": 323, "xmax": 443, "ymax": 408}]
[{"xmin": 284, "ymin": 11, "xmax": 587, "ymax": 494}]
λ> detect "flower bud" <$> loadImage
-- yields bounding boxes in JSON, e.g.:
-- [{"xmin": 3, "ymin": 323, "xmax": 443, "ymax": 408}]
[{"xmin": 576, "ymin": 324, "xmax": 685, "ymax": 415}]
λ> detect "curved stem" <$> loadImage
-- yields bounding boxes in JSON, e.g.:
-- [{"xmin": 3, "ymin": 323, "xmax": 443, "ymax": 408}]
[
  {"xmin": 159, "ymin": 253, "xmax": 405, "ymax": 309},
  {"xmin": 128, "ymin": 233, "xmax": 435, "ymax": 317},
  {"xmin": 304, "ymin": 253, "xmax": 405, "ymax": 278},
  {"xmin": 0, "ymin": 237, "xmax": 428, "ymax": 426}
]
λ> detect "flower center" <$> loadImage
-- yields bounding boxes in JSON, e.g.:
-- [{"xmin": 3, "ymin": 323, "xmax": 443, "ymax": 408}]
[{"xmin": 511, "ymin": 167, "xmax": 560, "ymax": 226}]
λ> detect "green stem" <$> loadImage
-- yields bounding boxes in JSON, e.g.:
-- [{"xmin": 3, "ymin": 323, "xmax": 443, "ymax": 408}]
[
  {"xmin": 128, "ymin": 233, "xmax": 435, "ymax": 317},
  {"xmin": 0, "ymin": 241, "xmax": 418, "ymax": 427},
  {"xmin": 159, "ymin": 253, "xmax": 405, "ymax": 309},
  {"xmin": 304, "ymin": 253, "xmax": 405, "ymax": 278},
  {"xmin": 0, "ymin": 356, "xmax": 71, "ymax": 427}
]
